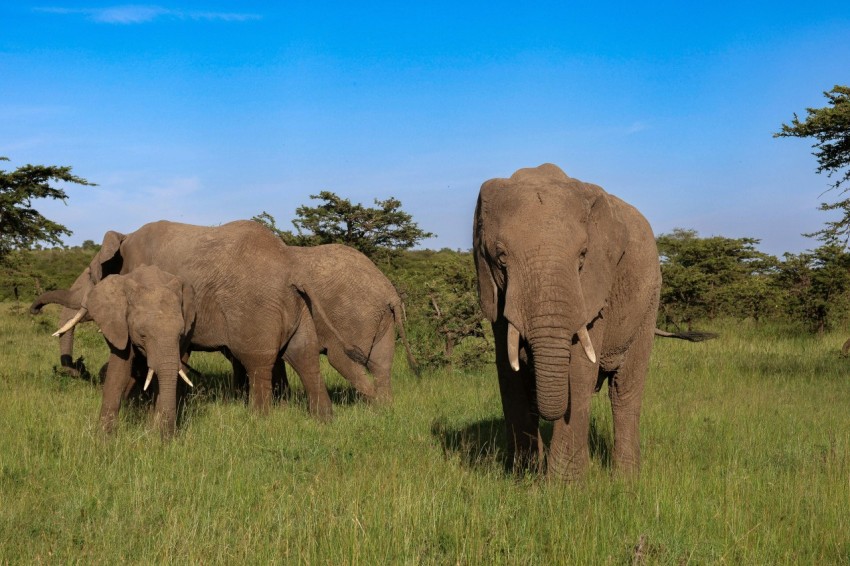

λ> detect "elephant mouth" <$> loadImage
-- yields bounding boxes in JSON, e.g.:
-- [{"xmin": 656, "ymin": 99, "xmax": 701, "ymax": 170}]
[{"xmin": 506, "ymin": 321, "xmax": 596, "ymax": 371}]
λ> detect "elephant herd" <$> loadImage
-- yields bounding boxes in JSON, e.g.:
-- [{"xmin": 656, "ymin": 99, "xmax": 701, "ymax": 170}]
[{"xmin": 31, "ymin": 164, "xmax": 673, "ymax": 481}]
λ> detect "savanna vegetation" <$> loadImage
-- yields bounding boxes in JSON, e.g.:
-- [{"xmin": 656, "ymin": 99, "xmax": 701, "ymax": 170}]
[{"xmin": 1, "ymin": 87, "xmax": 849, "ymax": 562}]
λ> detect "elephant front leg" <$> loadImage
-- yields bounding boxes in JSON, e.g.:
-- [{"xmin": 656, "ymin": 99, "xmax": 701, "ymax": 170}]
[
  {"xmin": 493, "ymin": 321, "xmax": 542, "ymax": 473},
  {"xmin": 608, "ymin": 331, "xmax": 651, "ymax": 477},
  {"xmin": 547, "ymin": 341, "xmax": 597, "ymax": 481},
  {"xmin": 100, "ymin": 349, "xmax": 133, "ymax": 434}
]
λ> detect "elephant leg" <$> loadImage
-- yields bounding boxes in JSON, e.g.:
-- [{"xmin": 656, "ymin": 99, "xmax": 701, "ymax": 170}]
[
  {"xmin": 493, "ymin": 321, "xmax": 542, "ymax": 472},
  {"xmin": 608, "ymin": 330, "xmax": 652, "ymax": 477},
  {"xmin": 547, "ymin": 342, "xmax": 598, "ymax": 481},
  {"xmin": 282, "ymin": 319, "xmax": 332, "ymax": 422},
  {"xmin": 100, "ymin": 349, "xmax": 133, "ymax": 434},
  {"xmin": 366, "ymin": 329, "xmax": 395, "ymax": 403},
  {"xmin": 225, "ymin": 351, "xmax": 250, "ymax": 399},
  {"xmin": 58, "ymin": 322, "xmax": 79, "ymax": 377},
  {"xmin": 326, "ymin": 344, "xmax": 377, "ymax": 401},
  {"xmin": 240, "ymin": 357, "xmax": 275, "ymax": 415},
  {"xmin": 272, "ymin": 356, "xmax": 291, "ymax": 402}
]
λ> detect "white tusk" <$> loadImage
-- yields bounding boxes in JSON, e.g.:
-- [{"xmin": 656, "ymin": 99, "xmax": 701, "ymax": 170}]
[
  {"xmin": 52, "ymin": 308, "xmax": 87, "ymax": 337},
  {"xmin": 144, "ymin": 368, "xmax": 155, "ymax": 391},
  {"xmin": 577, "ymin": 327, "xmax": 597, "ymax": 364},
  {"xmin": 507, "ymin": 322, "xmax": 521, "ymax": 372},
  {"xmin": 178, "ymin": 369, "xmax": 194, "ymax": 388}
]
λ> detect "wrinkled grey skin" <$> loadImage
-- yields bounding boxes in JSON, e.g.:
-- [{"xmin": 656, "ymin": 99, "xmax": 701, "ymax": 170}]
[
  {"xmin": 35, "ymin": 266, "xmax": 194, "ymax": 437},
  {"xmin": 33, "ymin": 220, "xmax": 331, "ymax": 425},
  {"xmin": 286, "ymin": 244, "xmax": 417, "ymax": 402},
  {"xmin": 473, "ymin": 164, "xmax": 661, "ymax": 480}
]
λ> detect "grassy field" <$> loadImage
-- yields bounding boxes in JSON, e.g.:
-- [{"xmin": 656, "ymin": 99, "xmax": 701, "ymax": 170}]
[{"xmin": 1, "ymin": 302, "xmax": 848, "ymax": 564}]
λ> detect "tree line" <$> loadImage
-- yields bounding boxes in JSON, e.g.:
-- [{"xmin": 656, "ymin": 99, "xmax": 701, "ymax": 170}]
[{"xmin": 2, "ymin": 85, "xmax": 849, "ymax": 367}]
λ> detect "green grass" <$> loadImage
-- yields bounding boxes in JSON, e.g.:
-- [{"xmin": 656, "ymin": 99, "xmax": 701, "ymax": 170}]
[{"xmin": 1, "ymin": 304, "xmax": 849, "ymax": 564}]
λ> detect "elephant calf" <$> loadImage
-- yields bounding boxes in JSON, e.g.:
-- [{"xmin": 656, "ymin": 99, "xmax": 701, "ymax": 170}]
[{"xmin": 34, "ymin": 265, "xmax": 195, "ymax": 438}]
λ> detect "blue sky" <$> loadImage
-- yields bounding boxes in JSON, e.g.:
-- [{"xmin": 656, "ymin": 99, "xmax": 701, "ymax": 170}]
[{"xmin": 2, "ymin": 2, "xmax": 849, "ymax": 255}]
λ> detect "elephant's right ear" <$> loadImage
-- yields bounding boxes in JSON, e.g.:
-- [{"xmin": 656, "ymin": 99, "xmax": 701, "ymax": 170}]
[
  {"xmin": 90, "ymin": 231, "xmax": 126, "ymax": 283},
  {"xmin": 86, "ymin": 276, "xmax": 130, "ymax": 351},
  {"xmin": 473, "ymin": 193, "xmax": 499, "ymax": 322}
]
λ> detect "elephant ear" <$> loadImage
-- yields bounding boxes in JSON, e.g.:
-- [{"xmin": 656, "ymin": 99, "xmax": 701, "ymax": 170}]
[
  {"xmin": 579, "ymin": 185, "xmax": 627, "ymax": 321},
  {"xmin": 91, "ymin": 231, "xmax": 126, "ymax": 283},
  {"xmin": 180, "ymin": 281, "xmax": 195, "ymax": 336},
  {"xmin": 473, "ymin": 191, "xmax": 499, "ymax": 322},
  {"xmin": 85, "ymin": 275, "xmax": 130, "ymax": 350}
]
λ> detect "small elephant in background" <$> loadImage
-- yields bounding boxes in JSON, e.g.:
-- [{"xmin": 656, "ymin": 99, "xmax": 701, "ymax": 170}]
[
  {"xmin": 34, "ymin": 265, "xmax": 195, "ymax": 438},
  {"xmin": 285, "ymin": 244, "xmax": 418, "ymax": 403},
  {"xmin": 474, "ymin": 163, "xmax": 661, "ymax": 480}
]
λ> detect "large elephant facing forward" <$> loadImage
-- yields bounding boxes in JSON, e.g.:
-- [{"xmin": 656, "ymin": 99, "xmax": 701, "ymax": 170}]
[{"xmin": 473, "ymin": 164, "xmax": 661, "ymax": 480}]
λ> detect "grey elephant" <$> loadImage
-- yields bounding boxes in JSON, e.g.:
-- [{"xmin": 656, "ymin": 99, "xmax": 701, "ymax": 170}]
[
  {"xmin": 33, "ymin": 220, "xmax": 331, "ymax": 427},
  {"xmin": 35, "ymin": 265, "xmax": 195, "ymax": 437},
  {"xmin": 286, "ymin": 244, "xmax": 418, "ymax": 402},
  {"xmin": 473, "ymin": 163, "xmax": 661, "ymax": 480}
]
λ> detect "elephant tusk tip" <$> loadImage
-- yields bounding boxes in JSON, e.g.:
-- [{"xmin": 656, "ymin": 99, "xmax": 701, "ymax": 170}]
[
  {"xmin": 510, "ymin": 359, "xmax": 520, "ymax": 372},
  {"xmin": 179, "ymin": 369, "xmax": 194, "ymax": 388},
  {"xmin": 51, "ymin": 331, "xmax": 63, "ymax": 338}
]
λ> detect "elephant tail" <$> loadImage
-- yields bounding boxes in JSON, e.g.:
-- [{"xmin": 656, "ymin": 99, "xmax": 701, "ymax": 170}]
[
  {"xmin": 392, "ymin": 299, "xmax": 420, "ymax": 377},
  {"xmin": 654, "ymin": 328, "xmax": 718, "ymax": 342}
]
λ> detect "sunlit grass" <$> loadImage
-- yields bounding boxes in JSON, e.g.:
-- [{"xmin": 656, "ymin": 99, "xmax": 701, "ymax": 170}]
[{"xmin": 1, "ymin": 303, "xmax": 848, "ymax": 563}]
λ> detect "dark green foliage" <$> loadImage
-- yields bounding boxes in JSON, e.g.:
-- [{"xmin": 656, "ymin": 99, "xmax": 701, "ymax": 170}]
[
  {"xmin": 0, "ymin": 246, "xmax": 97, "ymax": 302},
  {"xmin": 0, "ymin": 157, "xmax": 95, "ymax": 264},
  {"xmin": 0, "ymin": 157, "xmax": 95, "ymax": 301},
  {"xmin": 388, "ymin": 250, "xmax": 490, "ymax": 370},
  {"xmin": 776, "ymin": 85, "xmax": 850, "ymax": 243},
  {"xmin": 290, "ymin": 191, "xmax": 434, "ymax": 264},
  {"xmin": 657, "ymin": 229, "xmax": 780, "ymax": 327},
  {"xmin": 775, "ymin": 244, "xmax": 850, "ymax": 333}
]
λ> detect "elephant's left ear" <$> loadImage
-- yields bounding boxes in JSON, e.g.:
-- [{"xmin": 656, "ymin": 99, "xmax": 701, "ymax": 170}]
[{"xmin": 580, "ymin": 187, "xmax": 627, "ymax": 319}]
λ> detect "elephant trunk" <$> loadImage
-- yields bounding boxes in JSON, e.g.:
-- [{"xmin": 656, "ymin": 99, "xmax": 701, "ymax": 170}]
[
  {"xmin": 148, "ymin": 344, "xmax": 183, "ymax": 439},
  {"xmin": 519, "ymin": 266, "xmax": 593, "ymax": 421},
  {"xmin": 30, "ymin": 289, "xmax": 80, "ymax": 314}
]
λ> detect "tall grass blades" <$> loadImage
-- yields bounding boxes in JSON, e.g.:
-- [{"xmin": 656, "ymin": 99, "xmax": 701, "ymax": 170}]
[{"xmin": 1, "ymin": 305, "xmax": 848, "ymax": 563}]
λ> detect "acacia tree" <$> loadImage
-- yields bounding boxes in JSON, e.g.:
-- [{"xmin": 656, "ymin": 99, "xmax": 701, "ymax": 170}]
[
  {"xmin": 291, "ymin": 191, "xmax": 433, "ymax": 264},
  {"xmin": 775, "ymin": 85, "xmax": 850, "ymax": 243},
  {"xmin": 0, "ymin": 158, "xmax": 94, "ymax": 298}
]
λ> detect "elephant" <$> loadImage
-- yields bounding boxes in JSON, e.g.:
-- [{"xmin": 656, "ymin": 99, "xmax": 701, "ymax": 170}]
[
  {"xmin": 285, "ymin": 244, "xmax": 418, "ymax": 402},
  {"xmin": 32, "ymin": 220, "xmax": 331, "ymax": 429},
  {"xmin": 34, "ymin": 265, "xmax": 195, "ymax": 437},
  {"xmin": 473, "ymin": 163, "xmax": 662, "ymax": 480}
]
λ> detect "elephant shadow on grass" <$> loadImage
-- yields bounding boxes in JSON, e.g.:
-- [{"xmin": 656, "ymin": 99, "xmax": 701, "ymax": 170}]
[{"xmin": 432, "ymin": 416, "xmax": 613, "ymax": 475}]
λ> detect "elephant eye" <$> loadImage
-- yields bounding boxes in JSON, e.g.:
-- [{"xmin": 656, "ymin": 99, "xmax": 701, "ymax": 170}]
[
  {"xmin": 496, "ymin": 249, "xmax": 507, "ymax": 267},
  {"xmin": 578, "ymin": 247, "xmax": 587, "ymax": 271}
]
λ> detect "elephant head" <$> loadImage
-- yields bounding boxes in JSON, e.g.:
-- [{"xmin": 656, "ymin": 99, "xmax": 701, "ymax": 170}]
[{"xmin": 473, "ymin": 163, "xmax": 627, "ymax": 421}]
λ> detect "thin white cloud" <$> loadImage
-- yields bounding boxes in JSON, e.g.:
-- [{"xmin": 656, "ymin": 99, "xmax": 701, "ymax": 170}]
[{"xmin": 36, "ymin": 5, "xmax": 261, "ymax": 24}]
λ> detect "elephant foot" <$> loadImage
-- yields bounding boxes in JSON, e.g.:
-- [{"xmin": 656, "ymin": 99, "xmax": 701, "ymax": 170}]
[{"xmin": 308, "ymin": 401, "xmax": 333, "ymax": 423}]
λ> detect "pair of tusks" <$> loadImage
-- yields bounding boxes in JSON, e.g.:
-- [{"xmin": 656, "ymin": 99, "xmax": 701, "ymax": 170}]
[
  {"xmin": 506, "ymin": 323, "xmax": 597, "ymax": 371},
  {"xmin": 52, "ymin": 307, "xmax": 87, "ymax": 337},
  {"xmin": 52, "ymin": 308, "xmax": 194, "ymax": 390},
  {"xmin": 144, "ymin": 368, "xmax": 194, "ymax": 391}
]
